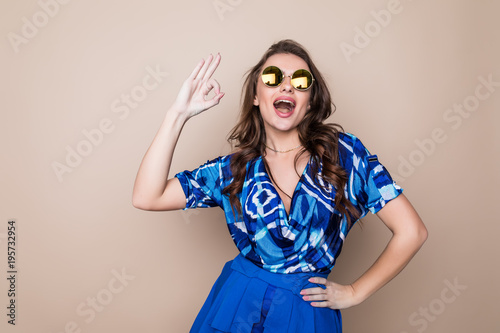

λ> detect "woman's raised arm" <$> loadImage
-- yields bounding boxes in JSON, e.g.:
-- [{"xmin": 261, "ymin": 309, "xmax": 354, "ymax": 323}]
[{"xmin": 132, "ymin": 53, "xmax": 224, "ymax": 211}]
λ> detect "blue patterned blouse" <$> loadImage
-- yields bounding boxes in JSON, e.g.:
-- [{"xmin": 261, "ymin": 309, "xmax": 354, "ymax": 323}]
[{"xmin": 175, "ymin": 132, "xmax": 402, "ymax": 274}]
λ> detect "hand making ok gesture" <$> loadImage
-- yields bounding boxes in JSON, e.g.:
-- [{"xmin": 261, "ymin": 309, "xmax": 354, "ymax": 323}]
[{"xmin": 172, "ymin": 53, "xmax": 225, "ymax": 119}]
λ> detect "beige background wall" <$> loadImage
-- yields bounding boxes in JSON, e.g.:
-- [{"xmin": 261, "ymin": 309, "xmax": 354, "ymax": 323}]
[{"xmin": 1, "ymin": 0, "xmax": 498, "ymax": 332}]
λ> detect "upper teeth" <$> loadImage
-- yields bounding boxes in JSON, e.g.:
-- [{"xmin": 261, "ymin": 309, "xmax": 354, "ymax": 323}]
[{"xmin": 275, "ymin": 99, "xmax": 295, "ymax": 107}]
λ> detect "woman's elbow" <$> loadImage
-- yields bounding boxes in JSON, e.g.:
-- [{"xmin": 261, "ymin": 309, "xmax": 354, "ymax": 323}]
[
  {"xmin": 417, "ymin": 222, "xmax": 428, "ymax": 246},
  {"xmin": 397, "ymin": 218, "xmax": 428, "ymax": 249},
  {"xmin": 409, "ymin": 220, "xmax": 428, "ymax": 249},
  {"xmin": 132, "ymin": 194, "xmax": 154, "ymax": 211}
]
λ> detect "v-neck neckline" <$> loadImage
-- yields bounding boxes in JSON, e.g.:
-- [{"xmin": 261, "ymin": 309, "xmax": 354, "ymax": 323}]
[{"xmin": 260, "ymin": 155, "xmax": 311, "ymax": 220}]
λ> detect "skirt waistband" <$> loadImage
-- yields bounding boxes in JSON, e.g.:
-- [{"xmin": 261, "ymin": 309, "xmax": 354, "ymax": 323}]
[{"xmin": 230, "ymin": 254, "xmax": 330, "ymax": 296}]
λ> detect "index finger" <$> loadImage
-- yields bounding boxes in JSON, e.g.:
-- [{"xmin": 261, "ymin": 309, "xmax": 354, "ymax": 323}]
[{"xmin": 206, "ymin": 78, "xmax": 221, "ymax": 95}]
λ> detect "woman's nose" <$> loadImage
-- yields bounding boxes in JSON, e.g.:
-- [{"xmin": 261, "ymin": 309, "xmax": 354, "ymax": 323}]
[{"xmin": 280, "ymin": 75, "xmax": 293, "ymax": 92}]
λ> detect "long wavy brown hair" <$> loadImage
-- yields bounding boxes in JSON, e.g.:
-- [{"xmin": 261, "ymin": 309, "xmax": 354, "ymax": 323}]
[{"xmin": 222, "ymin": 39, "xmax": 360, "ymax": 227}]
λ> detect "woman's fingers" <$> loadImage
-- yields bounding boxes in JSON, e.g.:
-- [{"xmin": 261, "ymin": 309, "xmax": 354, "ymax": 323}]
[
  {"xmin": 187, "ymin": 58, "xmax": 206, "ymax": 81},
  {"xmin": 203, "ymin": 91, "xmax": 225, "ymax": 110},
  {"xmin": 300, "ymin": 279, "xmax": 358, "ymax": 310},
  {"xmin": 199, "ymin": 76, "xmax": 224, "ymax": 112},
  {"xmin": 197, "ymin": 54, "xmax": 215, "ymax": 82},
  {"xmin": 187, "ymin": 54, "xmax": 221, "ymax": 96},
  {"xmin": 300, "ymin": 285, "xmax": 330, "ymax": 307},
  {"xmin": 310, "ymin": 301, "xmax": 331, "ymax": 307},
  {"xmin": 309, "ymin": 277, "xmax": 328, "ymax": 285},
  {"xmin": 205, "ymin": 78, "xmax": 221, "ymax": 95},
  {"xmin": 173, "ymin": 53, "xmax": 224, "ymax": 118},
  {"xmin": 202, "ymin": 53, "xmax": 221, "ymax": 82},
  {"xmin": 300, "ymin": 286, "xmax": 326, "ymax": 296},
  {"xmin": 303, "ymin": 293, "xmax": 327, "ymax": 301}
]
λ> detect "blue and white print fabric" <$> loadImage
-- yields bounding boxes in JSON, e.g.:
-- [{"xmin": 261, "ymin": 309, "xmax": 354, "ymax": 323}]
[{"xmin": 175, "ymin": 132, "xmax": 402, "ymax": 274}]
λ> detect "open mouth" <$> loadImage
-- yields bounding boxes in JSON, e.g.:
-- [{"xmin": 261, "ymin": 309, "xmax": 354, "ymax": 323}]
[{"xmin": 273, "ymin": 99, "xmax": 296, "ymax": 114}]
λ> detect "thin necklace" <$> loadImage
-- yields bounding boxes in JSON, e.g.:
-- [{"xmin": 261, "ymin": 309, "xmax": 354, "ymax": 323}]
[
  {"xmin": 265, "ymin": 143, "xmax": 302, "ymax": 153},
  {"xmin": 263, "ymin": 159, "xmax": 293, "ymax": 200}
]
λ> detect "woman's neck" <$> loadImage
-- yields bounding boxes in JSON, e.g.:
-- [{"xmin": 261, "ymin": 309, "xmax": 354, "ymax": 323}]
[{"xmin": 264, "ymin": 129, "xmax": 301, "ymax": 154}]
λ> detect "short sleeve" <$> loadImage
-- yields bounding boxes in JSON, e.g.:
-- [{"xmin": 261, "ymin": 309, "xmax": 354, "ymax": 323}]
[
  {"xmin": 174, "ymin": 156, "xmax": 226, "ymax": 210},
  {"xmin": 342, "ymin": 133, "xmax": 403, "ymax": 219}
]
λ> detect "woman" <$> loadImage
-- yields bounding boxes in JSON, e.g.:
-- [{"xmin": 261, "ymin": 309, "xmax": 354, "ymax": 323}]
[{"xmin": 132, "ymin": 40, "xmax": 428, "ymax": 332}]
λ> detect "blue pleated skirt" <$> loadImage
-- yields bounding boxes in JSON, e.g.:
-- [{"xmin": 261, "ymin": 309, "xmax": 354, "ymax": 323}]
[{"xmin": 190, "ymin": 254, "xmax": 342, "ymax": 333}]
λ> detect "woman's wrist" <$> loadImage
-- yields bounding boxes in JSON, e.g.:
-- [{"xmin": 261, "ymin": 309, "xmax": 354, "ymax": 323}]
[
  {"xmin": 349, "ymin": 282, "xmax": 370, "ymax": 306},
  {"xmin": 164, "ymin": 105, "xmax": 190, "ymax": 128}
]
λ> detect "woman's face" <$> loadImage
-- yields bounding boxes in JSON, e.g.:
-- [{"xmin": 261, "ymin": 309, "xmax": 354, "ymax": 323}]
[{"xmin": 254, "ymin": 53, "xmax": 312, "ymax": 137}]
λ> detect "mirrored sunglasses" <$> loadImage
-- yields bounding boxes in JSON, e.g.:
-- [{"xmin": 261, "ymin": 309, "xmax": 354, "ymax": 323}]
[{"xmin": 261, "ymin": 66, "xmax": 314, "ymax": 91}]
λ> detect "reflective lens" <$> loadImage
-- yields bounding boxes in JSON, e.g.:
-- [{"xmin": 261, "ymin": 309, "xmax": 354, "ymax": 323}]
[
  {"xmin": 291, "ymin": 69, "xmax": 313, "ymax": 90},
  {"xmin": 261, "ymin": 66, "xmax": 283, "ymax": 87},
  {"xmin": 261, "ymin": 66, "xmax": 314, "ymax": 91}
]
